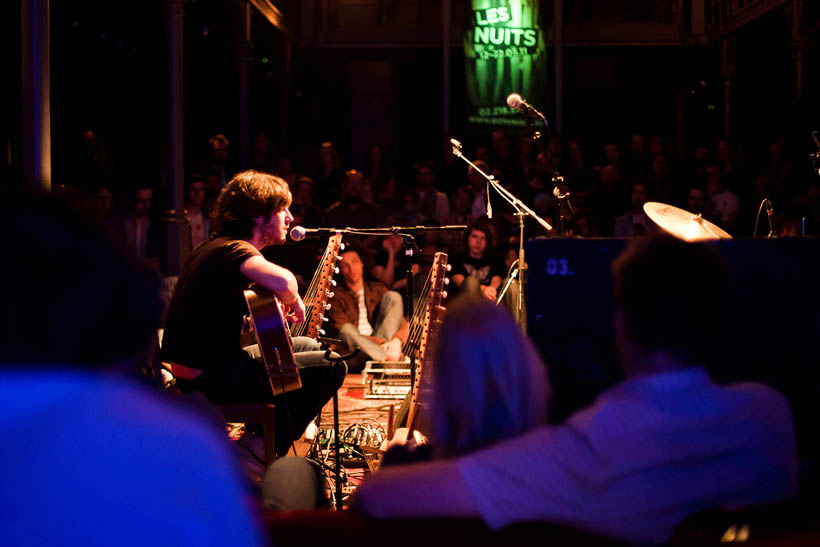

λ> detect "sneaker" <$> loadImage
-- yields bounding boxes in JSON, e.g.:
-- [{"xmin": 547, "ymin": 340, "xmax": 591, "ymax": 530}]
[{"xmin": 304, "ymin": 420, "xmax": 318, "ymax": 442}]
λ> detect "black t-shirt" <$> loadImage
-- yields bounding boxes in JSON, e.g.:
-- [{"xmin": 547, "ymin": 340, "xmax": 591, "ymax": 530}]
[
  {"xmin": 451, "ymin": 253, "xmax": 506, "ymax": 286},
  {"xmin": 161, "ymin": 238, "xmax": 260, "ymax": 372}
]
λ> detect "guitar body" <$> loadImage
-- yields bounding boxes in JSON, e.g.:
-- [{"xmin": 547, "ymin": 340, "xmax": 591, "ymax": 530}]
[
  {"xmin": 242, "ymin": 234, "xmax": 343, "ymax": 396},
  {"xmin": 244, "ymin": 288, "xmax": 302, "ymax": 396}
]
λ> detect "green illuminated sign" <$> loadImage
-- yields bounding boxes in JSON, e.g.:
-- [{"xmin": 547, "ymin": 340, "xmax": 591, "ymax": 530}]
[{"xmin": 465, "ymin": 1, "xmax": 547, "ymax": 129}]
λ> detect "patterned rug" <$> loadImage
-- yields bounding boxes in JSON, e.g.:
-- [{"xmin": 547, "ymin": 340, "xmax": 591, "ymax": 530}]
[{"xmin": 318, "ymin": 372, "xmax": 402, "ymax": 448}]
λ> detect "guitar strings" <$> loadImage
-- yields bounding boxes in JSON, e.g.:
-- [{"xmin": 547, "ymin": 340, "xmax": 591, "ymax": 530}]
[
  {"xmin": 402, "ymin": 267, "xmax": 433, "ymax": 355},
  {"xmin": 402, "ymin": 254, "xmax": 448, "ymax": 358}
]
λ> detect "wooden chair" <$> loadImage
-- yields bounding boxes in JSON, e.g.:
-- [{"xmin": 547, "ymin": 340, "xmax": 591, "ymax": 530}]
[
  {"xmin": 218, "ymin": 403, "xmax": 276, "ymax": 466},
  {"xmin": 158, "ymin": 329, "xmax": 278, "ymax": 466}
]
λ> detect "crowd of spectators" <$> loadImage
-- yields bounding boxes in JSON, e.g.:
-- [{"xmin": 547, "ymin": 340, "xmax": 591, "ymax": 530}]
[{"xmin": 56, "ymin": 127, "xmax": 820, "ymax": 289}]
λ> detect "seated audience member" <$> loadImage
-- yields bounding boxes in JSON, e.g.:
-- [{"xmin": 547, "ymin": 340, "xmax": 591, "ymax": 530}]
[
  {"xmin": 314, "ymin": 141, "xmax": 345, "ymax": 210},
  {"xmin": 202, "ymin": 133, "xmax": 234, "ymax": 188},
  {"xmin": 354, "ymin": 235, "xmax": 797, "ymax": 546},
  {"xmin": 372, "ymin": 234, "xmax": 419, "ymax": 292},
  {"xmin": 289, "ymin": 175, "xmax": 323, "ymax": 228},
  {"xmin": 705, "ymin": 162, "xmax": 740, "ymax": 232},
  {"xmin": 185, "ymin": 174, "xmax": 211, "ymax": 248},
  {"xmin": 389, "ymin": 190, "xmax": 424, "ymax": 227},
  {"xmin": 439, "ymin": 185, "xmax": 475, "ymax": 255},
  {"xmin": 614, "ymin": 180, "xmax": 654, "ymax": 237},
  {"xmin": 414, "ymin": 160, "xmax": 450, "ymax": 225},
  {"xmin": 323, "ymin": 169, "xmax": 385, "ymax": 231},
  {"xmin": 326, "ymin": 243, "xmax": 408, "ymax": 370},
  {"xmin": 521, "ymin": 152, "xmax": 552, "ymax": 209},
  {"xmin": 116, "ymin": 181, "xmax": 162, "ymax": 267},
  {"xmin": 450, "ymin": 220, "xmax": 506, "ymax": 303},
  {"xmin": 366, "ymin": 143, "xmax": 399, "ymax": 213},
  {"xmin": 412, "ymin": 299, "xmax": 548, "ymax": 460},
  {"xmin": 686, "ymin": 184, "xmax": 707, "ymax": 215},
  {"xmin": 568, "ymin": 207, "xmax": 599, "ymax": 238},
  {"xmin": 0, "ymin": 193, "xmax": 263, "ymax": 546}
]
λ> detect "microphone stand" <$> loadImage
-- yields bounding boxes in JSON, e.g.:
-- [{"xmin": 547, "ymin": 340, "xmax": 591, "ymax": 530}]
[
  {"xmin": 553, "ymin": 187, "xmax": 574, "ymax": 236},
  {"xmin": 524, "ymin": 107, "xmax": 567, "ymax": 235},
  {"xmin": 318, "ymin": 344, "xmax": 359, "ymax": 510},
  {"xmin": 451, "ymin": 140, "xmax": 552, "ymax": 329}
]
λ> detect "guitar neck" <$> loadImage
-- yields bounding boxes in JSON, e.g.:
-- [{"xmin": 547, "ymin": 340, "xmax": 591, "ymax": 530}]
[{"xmin": 292, "ymin": 234, "xmax": 343, "ymax": 340}]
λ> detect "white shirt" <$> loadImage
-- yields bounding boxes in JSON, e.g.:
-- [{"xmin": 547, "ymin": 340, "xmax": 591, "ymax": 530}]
[
  {"xmin": 356, "ymin": 289, "xmax": 373, "ymax": 336},
  {"xmin": 458, "ymin": 368, "xmax": 797, "ymax": 545}
]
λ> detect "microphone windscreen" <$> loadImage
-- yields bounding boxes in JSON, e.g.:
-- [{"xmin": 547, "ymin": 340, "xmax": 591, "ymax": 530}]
[
  {"xmin": 289, "ymin": 225, "xmax": 306, "ymax": 241},
  {"xmin": 506, "ymin": 93, "xmax": 523, "ymax": 109}
]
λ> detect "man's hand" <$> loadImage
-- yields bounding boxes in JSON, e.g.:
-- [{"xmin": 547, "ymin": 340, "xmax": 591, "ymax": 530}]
[
  {"xmin": 481, "ymin": 284, "xmax": 497, "ymax": 301},
  {"xmin": 382, "ymin": 235, "xmax": 403, "ymax": 254},
  {"xmin": 282, "ymin": 295, "xmax": 306, "ymax": 324},
  {"xmin": 379, "ymin": 337, "xmax": 403, "ymax": 362},
  {"xmin": 380, "ymin": 427, "xmax": 426, "ymax": 452}
]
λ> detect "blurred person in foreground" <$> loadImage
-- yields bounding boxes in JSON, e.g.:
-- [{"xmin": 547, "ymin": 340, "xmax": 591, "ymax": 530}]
[
  {"xmin": 0, "ymin": 192, "xmax": 263, "ymax": 546},
  {"xmin": 355, "ymin": 235, "xmax": 797, "ymax": 546},
  {"xmin": 382, "ymin": 298, "xmax": 549, "ymax": 465}
]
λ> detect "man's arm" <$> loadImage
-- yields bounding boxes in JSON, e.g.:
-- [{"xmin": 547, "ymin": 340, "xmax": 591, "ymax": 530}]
[
  {"xmin": 353, "ymin": 460, "xmax": 479, "ymax": 518},
  {"xmin": 240, "ymin": 255, "xmax": 305, "ymax": 322}
]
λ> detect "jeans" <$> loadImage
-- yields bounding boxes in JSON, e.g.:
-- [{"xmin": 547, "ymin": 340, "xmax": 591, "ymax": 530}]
[{"xmin": 337, "ymin": 290, "xmax": 404, "ymax": 361}]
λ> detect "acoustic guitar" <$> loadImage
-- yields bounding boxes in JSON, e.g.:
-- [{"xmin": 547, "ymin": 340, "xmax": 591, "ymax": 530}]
[
  {"xmin": 243, "ymin": 234, "xmax": 344, "ymax": 396},
  {"xmin": 243, "ymin": 288, "xmax": 301, "ymax": 396}
]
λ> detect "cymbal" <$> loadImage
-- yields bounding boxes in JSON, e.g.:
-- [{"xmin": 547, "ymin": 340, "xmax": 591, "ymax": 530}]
[{"xmin": 643, "ymin": 202, "xmax": 732, "ymax": 241}]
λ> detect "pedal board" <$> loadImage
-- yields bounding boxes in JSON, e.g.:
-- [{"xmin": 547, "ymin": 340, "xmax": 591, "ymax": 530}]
[{"xmin": 362, "ymin": 360, "xmax": 412, "ymax": 399}]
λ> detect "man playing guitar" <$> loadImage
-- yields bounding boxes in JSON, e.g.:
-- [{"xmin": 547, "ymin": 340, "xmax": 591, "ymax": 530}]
[{"xmin": 161, "ymin": 170, "xmax": 346, "ymax": 456}]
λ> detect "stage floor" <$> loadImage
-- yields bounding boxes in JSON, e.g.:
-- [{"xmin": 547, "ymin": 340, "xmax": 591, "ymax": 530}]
[{"xmin": 233, "ymin": 372, "xmax": 401, "ymax": 505}]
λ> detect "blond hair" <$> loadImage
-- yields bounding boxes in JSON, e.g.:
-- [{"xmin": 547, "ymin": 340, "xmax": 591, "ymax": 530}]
[{"xmin": 431, "ymin": 298, "xmax": 549, "ymax": 458}]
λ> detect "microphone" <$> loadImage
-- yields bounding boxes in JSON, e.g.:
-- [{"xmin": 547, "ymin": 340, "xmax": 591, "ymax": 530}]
[
  {"xmin": 506, "ymin": 93, "xmax": 547, "ymax": 122},
  {"xmin": 450, "ymin": 138, "xmax": 463, "ymax": 151},
  {"xmin": 289, "ymin": 226, "xmax": 342, "ymax": 241},
  {"xmin": 553, "ymin": 187, "xmax": 571, "ymax": 200}
]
